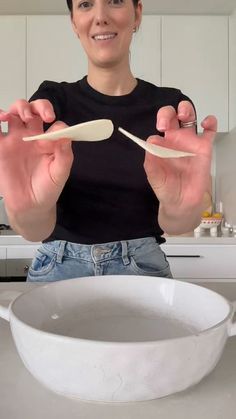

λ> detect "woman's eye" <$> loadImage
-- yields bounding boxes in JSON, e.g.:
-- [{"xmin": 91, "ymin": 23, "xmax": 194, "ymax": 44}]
[
  {"xmin": 109, "ymin": 0, "xmax": 124, "ymax": 6},
  {"xmin": 78, "ymin": 1, "xmax": 93, "ymax": 9}
]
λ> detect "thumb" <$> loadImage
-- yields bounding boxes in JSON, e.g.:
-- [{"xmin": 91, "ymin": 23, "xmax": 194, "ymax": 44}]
[
  {"xmin": 47, "ymin": 120, "xmax": 68, "ymax": 133},
  {"xmin": 201, "ymin": 115, "xmax": 217, "ymax": 143},
  {"xmin": 50, "ymin": 138, "xmax": 74, "ymax": 187}
]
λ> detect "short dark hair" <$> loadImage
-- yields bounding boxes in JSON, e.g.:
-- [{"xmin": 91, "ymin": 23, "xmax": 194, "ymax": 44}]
[{"xmin": 66, "ymin": 0, "xmax": 140, "ymax": 13}]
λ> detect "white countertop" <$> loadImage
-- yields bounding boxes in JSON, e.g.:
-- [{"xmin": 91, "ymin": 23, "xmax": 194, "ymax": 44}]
[
  {"xmin": 164, "ymin": 233, "xmax": 236, "ymax": 245},
  {"xmin": 0, "ymin": 233, "xmax": 40, "ymax": 246},
  {"xmin": 1, "ymin": 232, "xmax": 236, "ymax": 246},
  {"xmin": 0, "ymin": 281, "xmax": 236, "ymax": 419}
]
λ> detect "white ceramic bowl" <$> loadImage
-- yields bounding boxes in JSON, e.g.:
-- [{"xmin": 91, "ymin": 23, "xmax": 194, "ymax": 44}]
[
  {"xmin": 0, "ymin": 276, "xmax": 235, "ymax": 402},
  {"xmin": 199, "ymin": 217, "xmax": 222, "ymax": 229}
]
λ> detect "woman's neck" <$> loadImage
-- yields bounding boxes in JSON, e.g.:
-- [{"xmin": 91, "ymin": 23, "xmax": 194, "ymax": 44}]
[{"xmin": 87, "ymin": 64, "xmax": 137, "ymax": 96}]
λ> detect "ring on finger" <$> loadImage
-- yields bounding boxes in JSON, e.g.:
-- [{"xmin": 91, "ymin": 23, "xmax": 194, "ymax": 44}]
[{"xmin": 180, "ymin": 120, "xmax": 197, "ymax": 128}]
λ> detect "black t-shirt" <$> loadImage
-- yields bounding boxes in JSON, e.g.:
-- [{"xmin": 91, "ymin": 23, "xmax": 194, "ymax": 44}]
[{"xmin": 30, "ymin": 77, "xmax": 192, "ymax": 244}]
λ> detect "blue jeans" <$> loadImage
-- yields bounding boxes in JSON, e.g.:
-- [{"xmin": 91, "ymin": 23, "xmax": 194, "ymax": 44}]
[{"xmin": 27, "ymin": 237, "xmax": 172, "ymax": 282}]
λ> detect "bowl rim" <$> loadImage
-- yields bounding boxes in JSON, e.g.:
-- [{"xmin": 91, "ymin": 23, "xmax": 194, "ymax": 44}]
[{"xmin": 10, "ymin": 276, "xmax": 234, "ymax": 346}]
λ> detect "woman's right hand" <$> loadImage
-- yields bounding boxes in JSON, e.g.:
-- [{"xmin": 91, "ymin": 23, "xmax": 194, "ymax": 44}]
[{"xmin": 0, "ymin": 99, "xmax": 73, "ymax": 237}]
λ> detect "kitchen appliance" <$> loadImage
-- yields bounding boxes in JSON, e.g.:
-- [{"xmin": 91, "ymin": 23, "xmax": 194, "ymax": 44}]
[{"xmin": 0, "ymin": 276, "xmax": 235, "ymax": 402}]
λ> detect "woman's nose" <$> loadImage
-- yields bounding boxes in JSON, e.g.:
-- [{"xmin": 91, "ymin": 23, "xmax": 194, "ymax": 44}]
[{"xmin": 94, "ymin": 4, "xmax": 110, "ymax": 26}]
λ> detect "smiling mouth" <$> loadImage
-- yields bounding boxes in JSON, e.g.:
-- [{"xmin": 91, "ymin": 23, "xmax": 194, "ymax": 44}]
[{"xmin": 92, "ymin": 33, "xmax": 117, "ymax": 41}]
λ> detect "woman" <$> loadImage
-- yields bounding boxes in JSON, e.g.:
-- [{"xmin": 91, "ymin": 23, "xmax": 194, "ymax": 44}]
[{"xmin": 0, "ymin": 0, "xmax": 216, "ymax": 281}]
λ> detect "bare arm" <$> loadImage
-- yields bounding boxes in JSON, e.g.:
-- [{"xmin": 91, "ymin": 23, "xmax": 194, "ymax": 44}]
[
  {"xmin": 0, "ymin": 99, "xmax": 73, "ymax": 241},
  {"xmin": 144, "ymin": 101, "xmax": 217, "ymax": 235}
]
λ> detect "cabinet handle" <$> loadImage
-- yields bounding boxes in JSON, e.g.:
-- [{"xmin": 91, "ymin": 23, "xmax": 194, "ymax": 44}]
[
  {"xmin": 24, "ymin": 265, "xmax": 29, "ymax": 273},
  {"xmin": 166, "ymin": 255, "xmax": 202, "ymax": 258}
]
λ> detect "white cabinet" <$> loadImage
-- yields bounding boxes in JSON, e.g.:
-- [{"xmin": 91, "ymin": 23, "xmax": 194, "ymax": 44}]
[
  {"xmin": 0, "ymin": 245, "xmax": 38, "ymax": 279},
  {"xmin": 5, "ymin": 245, "xmax": 38, "ymax": 278},
  {"xmin": 161, "ymin": 16, "xmax": 229, "ymax": 132},
  {"xmin": 161, "ymin": 244, "xmax": 236, "ymax": 280},
  {"xmin": 6, "ymin": 245, "xmax": 38, "ymax": 259},
  {"xmin": 0, "ymin": 15, "xmax": 229, "ymax": 134},
  {"xmin": 0, "ymin": 16, "xmax": 26, "ymax": 115},
  {"xmin": 130, "ymin": 16, "xmax": 161, "ymax": 86},
  {"xmin": 27, "ymin": 16, "xmax": 88, "ymax": 98}
]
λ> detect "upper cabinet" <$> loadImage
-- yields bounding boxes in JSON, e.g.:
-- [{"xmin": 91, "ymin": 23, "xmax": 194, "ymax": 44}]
[
  {"xmin": 130, "ymin": 16, "xmax": 161, "ymax": 86},
  {"xmin": 0, "ymin": 16, "xmax": 26, "ymax": 109},
  {"xmin": 0, "ymin": 15, "xmax": 230, "ymax": 133},
  {"xmin": 27, "ymin": 16, "xmax": 88, "ymax": 99},
  {"xmin": 161, "ymin": 16, "xmax": 229, "ymax": 132}
]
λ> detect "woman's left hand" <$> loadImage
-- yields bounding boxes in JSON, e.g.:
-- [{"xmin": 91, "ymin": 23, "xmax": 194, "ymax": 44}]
[{"xmin": 143, "ymin": 100, "xmax": 217, "ymax": 233}]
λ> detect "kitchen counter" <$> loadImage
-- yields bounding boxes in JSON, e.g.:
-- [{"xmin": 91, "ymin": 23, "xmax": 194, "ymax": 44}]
[
  {"xmin": 0, "ymin": 281, "xmax": 236, "ymax": 419},
  {"xmin": 0, "ymin": 231, "xmax": 40, "ymax": 246},
  {"xmin": 164, "ymin": 233, "xmax": 236, "ymax": 245},
  {"xmin": 1, "ymin": 233, "xmax": 236, "ymax": 246}
]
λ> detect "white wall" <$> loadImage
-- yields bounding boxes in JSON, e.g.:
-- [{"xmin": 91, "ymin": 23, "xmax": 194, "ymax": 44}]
[
  {"xmin": 215, "ymin": 10, "xmax": 236, "ymax": 224},
  {"xmin": 229, "ymin": 10, "xmax": 236, "ymax": 130},
  {"xmin": 0, "ymin": 1, "xmax": 235, "ymax": 15}
]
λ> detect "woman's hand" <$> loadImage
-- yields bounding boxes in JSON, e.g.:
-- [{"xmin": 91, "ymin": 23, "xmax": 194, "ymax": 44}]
[
  {"xmin": 143, "ymin": 101, "xmax": 217, "ymax": 234},
  {"xmin": 0, "ymin": 99, "xmax": 73, "ymax": 239}
]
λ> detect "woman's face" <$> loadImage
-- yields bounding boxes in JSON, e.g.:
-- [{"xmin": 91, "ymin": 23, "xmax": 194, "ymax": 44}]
[{"xmin": 71, "ymin": 0, "xmax": 142, "ymax": 69}]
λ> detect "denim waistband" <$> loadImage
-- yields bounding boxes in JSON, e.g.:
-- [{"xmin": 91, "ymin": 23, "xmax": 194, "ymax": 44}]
[{"xmin": 42, "ymin": 237, "xmax": 158, "ymax": 264}]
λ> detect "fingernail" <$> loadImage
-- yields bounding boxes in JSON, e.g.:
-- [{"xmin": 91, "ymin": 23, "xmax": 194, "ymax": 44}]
[
  {"xmin": 44, "ymin": 111, "xmax": 54, "ymax": 120},
  {"xmin": 23, "ymin": 110, "xmax": 33, "ymax": 119},
  {"xmin": 179, "ymin": 110, "xmax": 189, "ymax": 118},
  {"xmin": 158, "ymin": 118, "xmax": 168, "ymax": 131}
]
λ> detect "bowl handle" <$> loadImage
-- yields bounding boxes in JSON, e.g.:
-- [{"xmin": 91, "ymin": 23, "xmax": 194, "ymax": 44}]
[
  {"xmin": 0, "ymin": 291, "xmax": 23, "ymax": 322},
  {"xmin": 228, "ymin": 301, "xmax": 236, "ymax": 337}
]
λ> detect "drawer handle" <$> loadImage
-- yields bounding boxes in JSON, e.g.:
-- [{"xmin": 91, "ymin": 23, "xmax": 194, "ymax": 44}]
[
  {"xmin": 24, "ymin": 265, "xmax": 29, "ymax": 273},
  {"xmin": 167, "ymin": 255, "xmax": 202, "ymax": 258}
]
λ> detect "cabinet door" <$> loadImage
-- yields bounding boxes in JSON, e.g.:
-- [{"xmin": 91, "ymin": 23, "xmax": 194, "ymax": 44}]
[
  {"xmin": 0, "ymin": 16, "xmax": 26, "ymax": 125},
  {"xmin": 27, "ymin": 16, "xmax": 88, "ymax": 99},
  {"xmin": 161, "ymin": 244, "xmax": 236, "ymax": 280},
  {"xmin": 162, "ymin": 16, "xmax": 229, "ymax": 132},
  {"xmin": 0, "ymin": 247, "xmax": 7, "ymax": 277},
  {"xmin": 130, "ymin": 16, "xmax": 161, "ymax": 86}
]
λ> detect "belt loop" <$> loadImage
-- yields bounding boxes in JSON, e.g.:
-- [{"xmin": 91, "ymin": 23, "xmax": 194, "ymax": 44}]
[
  {"xmin": 56, "ymin": 241, "xmax": 67, "ymax": 263},
  {"xmin": 121, "ymin": 241, "xmax": 130, "ymax": 266}
]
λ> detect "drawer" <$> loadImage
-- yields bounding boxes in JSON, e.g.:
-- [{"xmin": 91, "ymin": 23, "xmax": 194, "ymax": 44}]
[
  {"xmin": 6, "ymin": 258, "xmax": 32, "ymax": 277},
  {"xmin": 161, "ymin": 244, "xmax": 236, "ymax": 279},
  {"xmin": 0, "ymin": 260, "xmax": 6, "ymax": 277},
  {"xmin": 6, "ymin": 245, "xmax": 38, "ymax": 259},
  {"xmin": 0, "ymin": 247, "xmax": 6, "ymax": 277}
]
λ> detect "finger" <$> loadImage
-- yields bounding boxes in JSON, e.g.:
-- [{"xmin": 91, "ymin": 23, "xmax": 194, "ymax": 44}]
[
  {"xmin": 30, "ymin": 99, "xmax": 55, "ymax": 123},
  {"xmin": 9, "ymin": 99, "xmax": 55, "ymax": 124},
  {"xmin": 35, "ymin": 121, "xmax": 70, "ymax": 153},
  {"xmin": 47, "ymin": 120, "xmax": 69, "ymax": 134},
  {"xmin": 24, "ymin": 101, "xmax": 56, "ymax": 135},
  {"xmin": 5, "ymin": 113, "xmax": 25, "ymax": 133},
  {"xmin": 177, "ymin": 100, "xmax": 196, "ymax": 122},
  {"xmin": 201, "ymin": 115, "xmax": 217, "ymax": 143},
  {"xmin": 0, "ymin": 109, "xmax": 10, "ymax": 122},
  {"xmin": 50, "ymin": 138, "xmax": 73, "ymax": 187},
  {"xmin": 8, "ymin": 99, "xmax": 35, "ymax": 123},
  {"xmin": 156, "ymin": 106, "xmax": 179, "ymax": 132}
]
